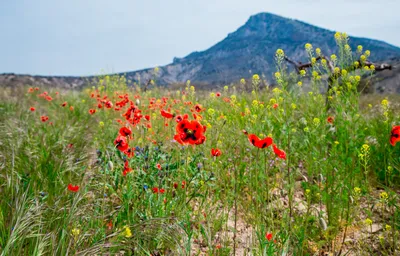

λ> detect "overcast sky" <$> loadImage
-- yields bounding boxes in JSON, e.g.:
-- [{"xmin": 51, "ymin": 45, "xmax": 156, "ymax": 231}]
[{"xmin": 1, "ymin": 0, "xmax": 399, "ymax": 76}]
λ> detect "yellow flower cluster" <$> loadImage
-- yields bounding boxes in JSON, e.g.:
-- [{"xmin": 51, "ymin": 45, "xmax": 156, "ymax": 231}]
[{"xmin": 124, "ymin": 226, "xmax": 132, "ymax": 238}]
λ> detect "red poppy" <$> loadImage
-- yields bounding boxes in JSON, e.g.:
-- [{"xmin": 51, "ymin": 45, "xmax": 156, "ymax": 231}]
[
  {"xmin": 122, "ymin": 160, "xmax": 132, "ymax": 176},
  {"xmin": 114, "ymin": 135, "xmax": 129, "ymax": 152},
  {"xmin": 174, "ymin": 119, "xmax": 206, "ymax": 145},
  {"xmin": 173, "ymin": 182, "xmax": 178, "ymax": 189},
  {"xmin": 181, "ymin": 181, "xmax": 186, "ymax": 189},
  {"xmin": 34, "ymin": 87, "xmax": 39, "ymax": 91},
  {"xmin": 67, "ymin": 143, "xmax": 73, "ymax": 149},
  {"xmin": 156, "ymin": 163, "xmax": 162, "ymax": 170},
  {"xmin": 98, "ymin": 103, "xmax": 103, "ymax": 109},
  {"xmin": 89, "ymin": 109, "xmax": 96, "ymax": 115},
  {"xmin": 246, "ymin": 133, "xmax": 273, "ymax": 149},
  {"xmin": 45, "ymin": 96, "xmax": 53, "ymax": 101},
  {"xmin": 61, "ymin": 102, "xmax": 67, "ymax": 107},
  {"xmin": 68, "ymin": 184, "xmax": 80, "ymax": 192},
  {"xmin": 144, "ymin": 115, "xmax": 150, "ymax": 121},
  {"xmin": 69, "ymin": 106, "xmax": 74, "ymax": 111},
  {"xmin": 327, "ymin": 116, "xmax": 334, "ymax": 124},
  {"xmin": 161, "ymin": 109, "xmax": 174, "ymax": 119},
  {"xmin": 152, "ymin": 187, "xmax": 159, "ymax": 193},
  {"xmin": 30, "ymin": 107, "xmax": 35, "ymax": 112},
  {"xmin": 273, "ymin": 144, "xmax": 286, "ymax": 160},
  {"xmin": 105, "ymin": 101, "xmax": 113, "ymax": 108},
  {"xmin": 40, "ymin": 116, "xmax": 49, "ymax": 122},
  {"xmin": 273, "ymin": 103, "xmax": 279, "ymax": 109},
  {"xmin": 216, "ymin": 92, "xmax": 221, "ymax": 97},
  {"xmin": 390, "ymin": 125, "xmax": 400, "ymax": 146},
  {"xmin": 265, "ymin": 232, "xmax": 273, "ymax": 241},
  {"xmin": 194, "ymin": 104, "xmax": 203, "ymax": 113},
  {"xmin": 124, "ymin": 148, "xmax": 135, "ymax": 158},
  {"xmin": 106, "ymin": 220, "xmax": 113, "ymax": 230},
  {"xmin": 159, "ymin": 188, "xmax": 165, "ymax": 194},
  {"xmin": 28, "ymin": 87, "xmax": 34, "ymax": 93},
  {"xmin": 119, "ymin": 126, "xmax": 132, "ymax": 137},
  {"xmin": 211, "ymin": 148, "xmax": 222, "ymax": 157},
  {"xmin": 175, "ymin": 115, "xmax": 183, "ymax": 123}
]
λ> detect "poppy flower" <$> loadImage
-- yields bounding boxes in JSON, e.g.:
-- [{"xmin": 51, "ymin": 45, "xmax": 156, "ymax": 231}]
[
  {"xmin": 246, "ymin": 133, "xmax": 273, "ymax": 149},
  {"xmin": 40, "ymin": 116, "xmax": 49, "ymax": 122},
  {"xmin": 124, "ymin": 148, "xmax": 135, "ymax": 158},
  {"xmin": 114, "ymin": 135, "xmax": 129, "ymax": 152},
  {"xmin": 156, "ymin": 163, "xmax": 162, "ymax": 170},
  {"xmin": 211, "ymin": 148, "xmax": 222, "ymax": 157},
  {"xmin": 273, "ymin": 103, "xmax": 279, "ymax": 109},
  {"xmin": 105, "ymin": 101, "xmax": 113, "ymax": 108},
  {"xmin": 122, "ymin": 160, "xmax": 132, "ymax": 176},
  {"xmin": 61, "ymin": 102, "xmax": 67, "ymax": 107},
  {"xmin": 30, "ymin": 107, "xmax": 35, "ymax": 112},
  {"xmin": 98, "ymin": 103, "xmax": 103, "ymax": 109},
  {"xmin": 175, "ymin": 115, "xmax": 183, "ymax": 123},
  {"xmin": 161, "ymin": 109, "xmax": 174, "ymax": 119},
  {"xmin": 173, "ymin": 182, "xmax": 178, "ymax": 189},
  {"xmin": 28, "ymin": 87, "xmax": 34, "ymax": 93},
  {"xmin": 69, "ymin": 106, "xmax": 74, "ymax": 111},
  {"xmin": 272, "ymin": 144, "xmax": 286, "ymax": 160},
  {"xmin": 327, "ymin": 116, "xmax": 334, "ymax": 124},
  {"xmin": 45, "ymin": 96, "xmax": 53, "ymax": 101},
  {"xmin": 67, "ymin": 143, "xmax": 73, "ymax": 149},
  {"xmin": 390, "ymin": 125, "xmax": 400, "ymax": 146},
  {"xmin": 152, "ymin": 187, "xmax": 159, "ymax": 193},
  {"xmin": 181, "ymin": 181, "xmax": 186, "ymax": 189},
  {"xmin": 68, "ymin": 184, "xmax": 80, "ymax": 192},
  {"xmin": 216, "ymin": 92, "xmax": 221, "ymax": 97},
  {"xmin": 194, "ymin": 104, "xmax": 203, "ymax": 113},
  {"xmin": 159, "ymin": 188, "xmax": 165, "ymax": 194},
  {"xmin": 106, "ymin": 220, "xmax": 113, "ymax": 230},
  {"xmin": 174, "ymin": 119, "xmax": 206, "ymax": 145},
  {"xmin": 119, "ymin": 126, "xmax": 132, "ymax": 137},
  {"xmin": 144, "ymin": 115, "xmax": 150, "ymax": 121},
  {"xmin": 265, "ymin": 232, "xmax": 273, "ymax": 241},
  {"xmin": 89, "ymin": 109, "xmax": 96, "ymax": 115}
]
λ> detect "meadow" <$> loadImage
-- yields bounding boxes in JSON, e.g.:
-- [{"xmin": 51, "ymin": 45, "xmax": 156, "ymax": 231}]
[{"xmin": 0, "ymin": 33, "xmax": 399, "ymax": 255}]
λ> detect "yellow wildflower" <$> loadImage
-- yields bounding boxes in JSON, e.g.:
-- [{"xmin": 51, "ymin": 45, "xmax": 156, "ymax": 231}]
[
  {"xmin": 124, "ymin": 226, "xmax": 132, "ymax": 238},
  {"xmin": 365, "ymin": 218, "xmax": 373, "ymax": 226}
]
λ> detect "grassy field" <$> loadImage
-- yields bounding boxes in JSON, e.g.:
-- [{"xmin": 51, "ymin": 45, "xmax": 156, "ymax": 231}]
[{"xmin": 1, "ymin": 34, "xmax": 400, "ymax": 255}]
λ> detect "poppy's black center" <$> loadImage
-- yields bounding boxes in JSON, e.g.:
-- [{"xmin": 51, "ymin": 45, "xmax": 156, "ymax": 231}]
[{"xmin": 183, "ymin": 128, "xmax": 197, "ymax": 141}]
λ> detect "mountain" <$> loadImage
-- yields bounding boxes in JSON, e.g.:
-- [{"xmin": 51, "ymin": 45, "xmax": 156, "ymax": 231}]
[
  {"xmin": 1, "ymin": 12, "xmax": 400, "ymax": 90},
  {"xmin": 122, "ymin": 12, "xmax": 400, "ymax": 85}
]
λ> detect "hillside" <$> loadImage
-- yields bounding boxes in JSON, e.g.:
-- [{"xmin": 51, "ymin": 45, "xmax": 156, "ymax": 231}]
[{"xmin": 1, "ymin": 12, "xmax": 400, "ymax": 91}]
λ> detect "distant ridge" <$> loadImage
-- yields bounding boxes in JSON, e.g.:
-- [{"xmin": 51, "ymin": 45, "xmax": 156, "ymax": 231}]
[{"xmin": 2, "ymin": 12, "xmax": 400, "ymax": 91}]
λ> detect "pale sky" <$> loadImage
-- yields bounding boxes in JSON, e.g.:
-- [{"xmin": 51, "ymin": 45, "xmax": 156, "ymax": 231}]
[{"xmin": 1, "ymin": 0, "xmax": 399, "ymax": 76}]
